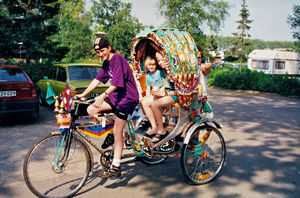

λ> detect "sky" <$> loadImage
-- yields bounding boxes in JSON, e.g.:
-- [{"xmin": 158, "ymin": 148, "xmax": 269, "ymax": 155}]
[{"xmin": 122, "ymin": 0, "xmax": 299, "ymax": 41}]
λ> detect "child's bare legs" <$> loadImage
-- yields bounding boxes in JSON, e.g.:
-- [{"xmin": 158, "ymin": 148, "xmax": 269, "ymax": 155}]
[
  {"xmin": 140, "ymin": 96, "xmax": 158, "ymax": 135},
  {"xmin": 151, "ymin": 96, "xmax": 175, "ymax": 142}
]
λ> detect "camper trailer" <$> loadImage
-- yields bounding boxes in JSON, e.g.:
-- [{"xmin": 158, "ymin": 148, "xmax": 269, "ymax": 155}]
[{"xmin": 248, "ymin": 49, "xmax": 300, "ymax": 78}]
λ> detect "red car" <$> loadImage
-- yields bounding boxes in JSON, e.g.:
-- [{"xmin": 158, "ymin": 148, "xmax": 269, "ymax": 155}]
[{"xmin": 0, "ymin": 65, "xmax": 39, "ymax": 119}]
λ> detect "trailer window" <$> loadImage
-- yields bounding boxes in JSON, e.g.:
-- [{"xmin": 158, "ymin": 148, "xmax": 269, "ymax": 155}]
[
  {"xmin": 252, "ymin": 60, "xmax": 269, "ymax": 70},
  {"xmin": 275, "ymin": 61, "xmax": 285, "ymax": 69}
]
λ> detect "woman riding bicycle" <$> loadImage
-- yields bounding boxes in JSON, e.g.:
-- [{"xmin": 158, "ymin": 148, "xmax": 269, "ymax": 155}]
[{"xmin": 77, "ymin": 37, "xmax": 139, "ymax": 179}]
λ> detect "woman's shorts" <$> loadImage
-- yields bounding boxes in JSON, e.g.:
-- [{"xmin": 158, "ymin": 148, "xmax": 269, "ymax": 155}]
[{"xmin": 104, "ymin": 98, "xmax": 130, "ymax": 120}]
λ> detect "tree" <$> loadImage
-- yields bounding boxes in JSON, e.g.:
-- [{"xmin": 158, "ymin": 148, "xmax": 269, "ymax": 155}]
[
  {"xmin": 0, "ymin": 0, "xmax": 64, "ymax": 62},
  {"xmin": 51, "ymin": 0, "xmax": 93, "ymax": 62},
  {"xmin": 231, "ymin": 0, "xmax": 253, "ymax": 70},
  {"xmin": 0, "ymin": 2, "xmax": 13, "ymax": 58},
  {"xmin": 207, "ymin": 35, "xmax": 219, "ymax": 62},
  {"xmin": 91, "ymin": 0, "xmax": 144, "ymax": 59},
  {"xmin": 287, "ymin": 4, "xmax": 300, "ymax": 52},
  {"xmin": 158, "ymin": 0, "xmax": 230, "ymax": 50}
]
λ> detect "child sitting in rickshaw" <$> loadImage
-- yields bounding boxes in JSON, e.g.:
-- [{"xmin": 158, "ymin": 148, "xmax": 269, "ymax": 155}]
[
  {"xmin": 142, "ymin": 52, "xmax": 178, "ymax": 143},
  {"xmin": 140, "ymin": 56, "xmax": 163, "ymax": 139}
]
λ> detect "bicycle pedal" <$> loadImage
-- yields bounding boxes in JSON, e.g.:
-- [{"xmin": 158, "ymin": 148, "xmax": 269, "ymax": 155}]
[{"xmin": 102, "ymin": 133, "xmax": 114, "ymax": 149}]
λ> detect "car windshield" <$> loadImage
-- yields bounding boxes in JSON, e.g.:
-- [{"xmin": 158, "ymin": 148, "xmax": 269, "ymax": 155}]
[
  {"xmin": 68, "ymin": 66, "xmax": 100, "ymax": 81},
  {"xmin": 0, "ymin": 68, "xmax": 28, "ymax": 82}
]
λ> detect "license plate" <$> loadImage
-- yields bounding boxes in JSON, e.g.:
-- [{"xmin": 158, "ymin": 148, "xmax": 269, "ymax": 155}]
[{"xmin": 0, "ymin": 90, "xmax": 17, "ymax": 97}]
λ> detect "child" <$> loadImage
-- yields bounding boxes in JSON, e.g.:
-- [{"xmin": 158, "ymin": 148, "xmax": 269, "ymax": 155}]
[
  {"xmin": 146, "ymin": 52, "xmax": 178, "ymax": 142},
  {"xmin": 140, "ymin": 56, "xmax": 164, "ymax": 138},
  {"xmin": 145, "ymin": 56, "xmax": 163, "ymax": 97}
]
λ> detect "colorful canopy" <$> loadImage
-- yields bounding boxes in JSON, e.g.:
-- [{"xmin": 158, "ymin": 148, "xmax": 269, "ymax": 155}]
[{"xmin": 131, "ymin": 28, "xmax": 201, "ymax": 106}]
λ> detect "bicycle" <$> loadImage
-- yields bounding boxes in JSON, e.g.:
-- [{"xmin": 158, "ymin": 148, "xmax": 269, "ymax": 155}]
[
  {"xmin": 23, "ymin": 28, "xmax": 226, "ymax": 198},
  {"xmin": 23, "ymin": 94, "xmax": 225, "ymax": 197}
]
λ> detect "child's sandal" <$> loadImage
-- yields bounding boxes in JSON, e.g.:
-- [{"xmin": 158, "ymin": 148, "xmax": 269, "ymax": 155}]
[{"xmin": 152, "ymin": 132, "xmax": 169, "ymax": 143}]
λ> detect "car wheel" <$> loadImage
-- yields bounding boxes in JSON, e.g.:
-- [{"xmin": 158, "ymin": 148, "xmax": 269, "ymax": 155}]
[
  {"xmin": 38, "ymin": 93, "xmax": 47, "ymax": 106},
  {"xmin": 33, "ymin": 104, "xmax": 40, "ymax": 121}
]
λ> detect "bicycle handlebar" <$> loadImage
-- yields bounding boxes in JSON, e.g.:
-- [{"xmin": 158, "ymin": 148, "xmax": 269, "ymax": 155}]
[
  {"xmin": 71, "ymin": 97, "xmax": 95, "ymax": 116},
  {"xmin": 73, "ymin": 96, "xmax": 95, "ymax": 105}
]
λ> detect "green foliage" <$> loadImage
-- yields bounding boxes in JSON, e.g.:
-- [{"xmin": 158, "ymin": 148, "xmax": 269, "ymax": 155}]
[
  {"xmin": 51, "ymin": 0, "xmax": 93, "ymax": 62},
  {"xmin": 91, "ymin": 0, "xmax": 144, "ymax": 59},
  {"xmin": 15, "ymin": 62, "xmax": 53, "ymax": 83},
  {"xmin": 208, "ymin": 67, "xmax": 300, "ymax": 96},
  {"xmin": 231, "ymin": 0, "xmax": 253, "ymax": 65},
  {"xmin": 287, "ymin": 4, "xmax": 300, "ymax": 52},
  {"xmin": 206, "ymin": 35, "xmax": 220, "ymax": 62},
  {"xmin": 287, "ymin": 4, "xmax": 300, "ymax": 40},
  {"xmin": 158, "ymin": 0, "xmax": 230, "ymax": 49},
  {"xmin": 217, "ymin": 36, "xmax": 298, "ymax": 53},
  {"xmin": 0, "ymin": 0, "xmax": 63, "ymax": 62}
]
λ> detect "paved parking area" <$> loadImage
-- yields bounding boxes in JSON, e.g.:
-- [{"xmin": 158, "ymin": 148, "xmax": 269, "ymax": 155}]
[{"xmin": 0, "ymin": 87, "xmax": 299, "ymax": 198}]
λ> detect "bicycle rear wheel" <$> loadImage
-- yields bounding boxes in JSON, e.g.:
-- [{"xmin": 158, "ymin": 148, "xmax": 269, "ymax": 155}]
[
  {"xmin": 180, "ymin": 125, "xmax": 226, "ymax": 185},
  {"xmin": 23, "ymin": 132, "xmax": 91, "ymax": 198}
]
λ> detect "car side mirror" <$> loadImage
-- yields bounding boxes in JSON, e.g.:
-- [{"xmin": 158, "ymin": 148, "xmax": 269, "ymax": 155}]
[{"xmin": 43, "ymin": 76, "xmax": 48, "ymax": 80}]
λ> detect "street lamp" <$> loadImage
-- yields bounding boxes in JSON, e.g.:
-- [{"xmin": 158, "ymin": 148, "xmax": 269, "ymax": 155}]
[{"xmin": 17, "ymin": 42, "xmax": 23, "ymax": 59}]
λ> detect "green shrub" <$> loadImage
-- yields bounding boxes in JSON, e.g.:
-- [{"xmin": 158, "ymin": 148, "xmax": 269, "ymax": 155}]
[
  {"xmin": 10, "ymin": 59, "xmax": 100, "ymax": 83},
  {"xmin": 16, "ymin": 62, "xmax": 52, "ymax": 83},
  {"xmin": 208, "ymin": 66, "xmax": 300, "ymax": 96}
]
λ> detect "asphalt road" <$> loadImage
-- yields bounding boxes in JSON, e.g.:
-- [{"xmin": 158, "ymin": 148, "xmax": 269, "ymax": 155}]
[{"xmin": 0, "ymin": 87, "xmax": 299, "ymax": 198}]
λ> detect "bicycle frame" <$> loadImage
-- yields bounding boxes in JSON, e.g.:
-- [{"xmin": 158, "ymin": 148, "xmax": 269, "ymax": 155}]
[
  {"xmin": 52, "ymin": 97, "xmax": 222, "ymax": 173},
  {"xmin": 52, "ymin": 99, "xmax": 154, "ymax": 172}
]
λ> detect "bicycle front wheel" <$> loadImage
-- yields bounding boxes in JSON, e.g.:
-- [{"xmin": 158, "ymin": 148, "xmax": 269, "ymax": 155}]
[
  {"xmin": 180, "ymin": 125, "xmax": 226, "ymax": 185},
  {"xmin": 23, "ymin": 132, "xmax": 91, "ymax": 198}
]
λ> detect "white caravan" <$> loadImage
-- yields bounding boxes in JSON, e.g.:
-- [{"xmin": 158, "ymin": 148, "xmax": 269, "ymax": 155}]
[{"xmin": 247, "ymin": 49, "xmax": 300, "ymax": 78}]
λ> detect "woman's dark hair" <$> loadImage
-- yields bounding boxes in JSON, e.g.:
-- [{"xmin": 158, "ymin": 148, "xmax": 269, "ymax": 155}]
[
  {"xmin": 197, "ymin": 45, "xmax": 204, "ymax": 63},
  {"xmin": 94, "ymin": 37, "xmax": 116, "ymax": 53}
]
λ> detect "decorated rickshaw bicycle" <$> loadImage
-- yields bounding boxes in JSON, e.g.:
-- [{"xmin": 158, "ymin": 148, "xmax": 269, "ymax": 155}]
[{"xmin": 23, "ymin": 29, "xmax": 226, "ymax": 198}]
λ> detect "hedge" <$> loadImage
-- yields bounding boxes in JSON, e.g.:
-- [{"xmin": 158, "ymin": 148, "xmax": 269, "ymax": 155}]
[{"xmin": 208, "ymin": 66, "xmax": 300, "ymax": 96}]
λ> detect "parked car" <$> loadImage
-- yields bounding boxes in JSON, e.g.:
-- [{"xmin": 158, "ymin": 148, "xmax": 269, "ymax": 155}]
[
  {"xmin": 36, "ymin": 63, "xmax": 109, "ymax": 105},
  {"xmin": 0, "ymin": 65, "xmax": 39, "ymax": 119}
]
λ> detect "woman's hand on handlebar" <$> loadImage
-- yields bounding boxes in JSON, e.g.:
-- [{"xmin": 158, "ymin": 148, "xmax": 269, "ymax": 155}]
[
  {"xmin": 76, "ymin": 93, "xmax": 85, "ymax": 99},
  {"xmin": 92, "ymin": 93, "xmax": 105, "ymax": 109}
]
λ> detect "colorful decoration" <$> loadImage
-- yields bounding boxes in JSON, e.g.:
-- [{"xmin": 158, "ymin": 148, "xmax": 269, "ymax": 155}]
[
  {"xmin": 131, "ymin": 29, "xmax": 201, "ymax": 107},
  {"xmin": 46, "ymin": 84, "xmax": 56, "ymax": 105},
  {"xmin": 76, "ymin": 119, "xmax": 114, "ymax": 139},
  {"xmin": 56, "ymin": 113, "xmax": 71, "ymax": 132},
  {"xmin": 62, "ymin": 83, "xmax": 72, "ymax": 112}
]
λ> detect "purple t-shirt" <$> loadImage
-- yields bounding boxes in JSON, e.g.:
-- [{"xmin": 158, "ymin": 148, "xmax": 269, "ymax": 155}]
[{"xmin": 95, "ymin": 53, "xmax": 139, "ymax": 114}]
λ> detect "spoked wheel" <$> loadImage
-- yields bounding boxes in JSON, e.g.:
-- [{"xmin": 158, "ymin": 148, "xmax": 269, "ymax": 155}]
[
  {"xmin": 23, "ymin": 133, "xmax": 91, "ymax": 198},
  {"xmin": 180, "ymin": 125, "xmax": 226, "ymax": 185}
]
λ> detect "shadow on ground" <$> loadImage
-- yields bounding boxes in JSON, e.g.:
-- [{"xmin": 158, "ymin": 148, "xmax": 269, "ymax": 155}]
[{"xmin": 0, "ymin": 88, "xmax": 299, "ymax": 197}]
